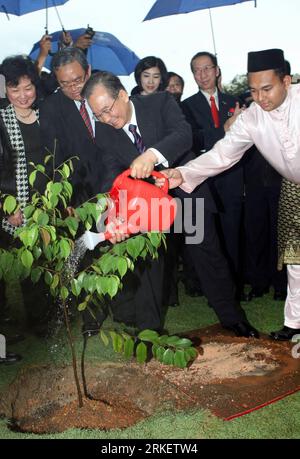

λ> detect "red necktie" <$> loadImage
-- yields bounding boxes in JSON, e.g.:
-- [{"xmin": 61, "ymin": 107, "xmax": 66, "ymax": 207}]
[
  {"xmin": 210, "ymin": 95, "xmax": 220, "ymax": 128},
  {"xmin": 80, "ymin": 99, "xmax": 94, "ymax": 141}
]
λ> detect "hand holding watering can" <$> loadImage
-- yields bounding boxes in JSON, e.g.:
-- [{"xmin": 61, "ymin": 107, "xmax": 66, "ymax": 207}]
[{"xmin": 82, "ymin": 169, "xmax": 177, "ymax": 250}]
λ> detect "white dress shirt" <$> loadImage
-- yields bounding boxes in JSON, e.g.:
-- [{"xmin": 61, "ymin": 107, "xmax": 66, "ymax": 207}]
[{"xmin": 178, "ymin": 84, "xmax": 300, "ymax": 191}]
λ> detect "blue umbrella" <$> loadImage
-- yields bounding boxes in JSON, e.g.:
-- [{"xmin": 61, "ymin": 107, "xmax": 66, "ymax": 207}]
[
  {"xmin": 29, "ymin": 29, "xmax": 140, "ymax": 75},
  {"xmin": 0, "ymin": 0, "xmax": 68, "ymax": 16},
  {"xmin": 0, "ymin": 1, "xmax": 69, "ymax": 32},
  {"xmin": 144, "ymin": 0, "xmax": 256, "ymax": 54}
]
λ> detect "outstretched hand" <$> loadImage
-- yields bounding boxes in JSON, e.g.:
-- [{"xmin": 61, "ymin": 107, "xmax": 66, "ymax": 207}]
[{"xmin": 155, "ymin": 168, "xmax": 183, "ymax": 189}]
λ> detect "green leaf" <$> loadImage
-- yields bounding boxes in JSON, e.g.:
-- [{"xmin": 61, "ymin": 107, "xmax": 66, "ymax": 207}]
[
  {"xmin": 71, "ymin": 279, "xmax": 81, "ymax": 297},
  {"xmin": 110, "ymin": 331, "xmax": 123, "ymax": 353},
  {"xmin": 44, "ymin": 271, "xmax": 53, "ymax": 286},
  {"xmin": 135, "ymin": 341, "xmax": 147, "ymax": 364},
  {"xmin": 59, "ymin": 239, "xmax": 71, "ymax": 259},
  {"xmin": 25, "ymin": 225, "xmax": 39, "ymax": 248},
  {"xmin": 107, "ymin": 276, "xmax": 120, "ymax": 299},
  {"xmin": 64, "ymin": 217, "xmax": 79, "ymax": 237},
  {"xmin": 157, "ymin": 335, "xmax": 169, "ymax": 346},
  {"xmin": 174, "ymin": 349, "xmax": 188, "ymax": 369},
  {"xmin": 23, "ymin": 205, "xmax": 35, "ymax": 219},
  {"xmin": 117, "ymin": 257, "xmax": 128, "ymax": 278},
  {"xmin": 51, "ymin": 182, "xmax": 63, "ymax": 195},
  {"xmin": 31, "ymin": 267, "xmax": 42, "ymax": 283},
  {"xmin": 123, "ymin": 337, "xmax": 135, "ymax": 359},
  {"xmin": 60, "ymin": 286, "xmax": 69, "ymax": 300},
  {"xmin": 21, "ymin": 249, "xmax": 33, "ymax": 269},
  {"xmin": 78, "ymin": 301, "xmax": 87, "ymax": 311},
  {"xmin": 100, "ymin": 330, "xmax": 109, "ymax": 346},
  {"xmin": 166, "ymin": 335, "xmax": 182, "ymax": 346},
  {"xmin": 51, "ymin": 274, "xmax": 60, "ymax": 290},
  {"xmin": 63, "ymin": 181, "xmax": 73, "ymax": 200},
  {"xmin": 33, "ymin": 246, "xmax": 42, "ymax": 260},
  {"xmin": 44, "ymin": 154, "xmax": 52, "ymax": 164},
  {"xmin": 138, "ymin": 329, "xmax": 159, "ymax": 343},
  {"xmin": 156, "ymin": 345, "xmax": 165, "ymax": 363},
  {"xmin": 36, "ymin": 164, "xmax": 45, "ymax": 174},
  {"xmin": 37, "ymin": 212, "xmax": 49, "ymax": 226},
  {"xmin": 29, "ymin": 170, "xmax": 37, "ymax": 187},
  {"xmin": 3, "ymin": 195, "xmax": 17, "ymax": 214},
  {"xmin": 174, "ymin": 338, "xmax": 194, "ymax": 349},
  {"xmin": 62, "ymin": 163, "xmax": 70, "ymax": 178},
  {"xmin": 184, "ymin": 347, "xmax": 198, "ymax": 363},
  {"xmin": 162, "ymin": 348, "xmax": 174, "ymax": 366},
  {"xmin": 147, "ymin": 232, "xmax": 161, "ymax": 248},
  {"xmin": 75, "ymin": 207, "xmax": 87, "ymax": 221},
  {"xmin": 126, "ymin": 236, "xmax": 146, "ymax": 260}
]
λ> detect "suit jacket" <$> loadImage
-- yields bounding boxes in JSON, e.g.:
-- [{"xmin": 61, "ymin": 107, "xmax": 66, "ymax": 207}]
[
  {"xmin": 182, "ymin": 90, "xmax": 244, "ymax": 200},
  {"xmin": 97, "ymin": 91, "xmax": 193, "ymax": 190},
  {"xmin": 39, "ymin": 89, "xmax": 112, "ymax": 207}
]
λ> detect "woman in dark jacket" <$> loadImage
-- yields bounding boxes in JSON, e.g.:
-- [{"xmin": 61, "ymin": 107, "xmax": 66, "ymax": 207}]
[{"xmin": 0, "ymin": 118, "xmax": 22, "ymax": 363}]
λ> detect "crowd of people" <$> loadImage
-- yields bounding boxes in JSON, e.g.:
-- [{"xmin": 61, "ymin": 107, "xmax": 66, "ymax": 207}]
[{"xmin": 0, "ymin": 30, "xmax": 299, "ymax": 364}]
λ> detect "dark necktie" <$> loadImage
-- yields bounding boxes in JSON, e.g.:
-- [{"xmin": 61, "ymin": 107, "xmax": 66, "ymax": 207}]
[
  {"xmin": 210, "ymin": 95, "xmax": 220, "ymax": 128},
  {"xmin": 128, "ymin": 124, "xmax": 145, "ymax": 154},
  {"xmin": 80, "ymin": 99, "xmax": 94, "ymax": 141}
]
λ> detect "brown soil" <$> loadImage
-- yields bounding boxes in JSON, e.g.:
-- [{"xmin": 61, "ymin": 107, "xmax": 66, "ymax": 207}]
[{"xmin": 0, "ymin": 324, "xmax": 299, "ymax": 433}]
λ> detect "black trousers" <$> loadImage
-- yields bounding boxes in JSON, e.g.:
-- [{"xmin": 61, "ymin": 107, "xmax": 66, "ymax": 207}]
[
  {"xmin": 244, "ymin": 185, "xmax": 287, "ymax": 291},
  {"xmin": 183, "ymin": 209, "xmax": 246, "ymax": 327}
]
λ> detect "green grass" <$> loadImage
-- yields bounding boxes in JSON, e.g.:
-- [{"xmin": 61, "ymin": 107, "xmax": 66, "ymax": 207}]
[{"xmin": 0, "ymin": 284, "xmax": 299, "ymax": 439}]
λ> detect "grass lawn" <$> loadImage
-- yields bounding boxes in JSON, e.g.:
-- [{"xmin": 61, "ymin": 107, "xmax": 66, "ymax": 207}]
[{"xmin": 0, "ymin": 284, "xmax": 299, "ymax": 440}]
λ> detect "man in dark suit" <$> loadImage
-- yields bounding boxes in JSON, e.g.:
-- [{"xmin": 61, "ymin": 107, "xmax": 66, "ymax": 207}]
[
  {"xmin": 82, "ymin": 71, "xmax": 193, "ymax": 333},
  {"xmin": 39, "ymin": 48, "xmax": 113, "ymax": 335},
  {"xmin": 82, "ymin": 71, "xmax": 259, "ymax": 339},
  {"xmin": 182, "ymin": 52, "xmax": 244, "ymax": 292},
  {"xmin": 39, "ymin": 48, "xmax": 110, "ymax": 208}
]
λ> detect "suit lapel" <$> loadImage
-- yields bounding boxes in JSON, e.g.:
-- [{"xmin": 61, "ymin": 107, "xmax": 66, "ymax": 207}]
[
  {"xmin": 196, "ymin": 91, "xmax": 215, "ymax": 126},
  {"xmin": 60, "ymin": 92, "xmax": 92, "ymax": 141}
]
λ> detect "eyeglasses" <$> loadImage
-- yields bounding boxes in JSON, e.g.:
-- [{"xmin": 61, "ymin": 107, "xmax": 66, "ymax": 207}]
[
  {"xmin": 193, "ymin": 65, "xmax": 216, "ymax": 75},
  {"xmin": 94, "ymin": 92, "xmax": 119, "ymax": 121},
  {"xmin": 60, "ymin": 75, "xmax": 86, "ymax": 89}
]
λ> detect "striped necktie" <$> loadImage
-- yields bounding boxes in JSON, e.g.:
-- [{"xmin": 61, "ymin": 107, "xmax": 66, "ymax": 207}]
[
  {"xmin": 80, "ymin": 99, "xmax": 94, "ymax": 141},
  {"xmin": 128, "ymin": 124, "xmax": 145, "ymax": 153}
]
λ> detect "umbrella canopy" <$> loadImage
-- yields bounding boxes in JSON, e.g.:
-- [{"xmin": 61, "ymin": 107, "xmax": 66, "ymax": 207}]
[
  {"xmin": 29, "ymin": 29, "xmax": 140, "ymax": 76},
  {"xmin": 144, "ymin": 0, "xmax": 256, "ymax": 54},
  {"xmin": 0, "ymin": 0, "xmax": 69, "ymax": 16},
  {"xmin": 144, "ymin": 0, "xmax": 255, "ymax": 19}
]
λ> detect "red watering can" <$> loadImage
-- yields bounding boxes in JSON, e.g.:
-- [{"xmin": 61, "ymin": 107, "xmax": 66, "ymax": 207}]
[{"xmin": 82, "ymin": 169, "xmax": 177, "ymax": 250}]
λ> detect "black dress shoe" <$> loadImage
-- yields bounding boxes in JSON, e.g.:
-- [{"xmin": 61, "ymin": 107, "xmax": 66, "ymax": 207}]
[
  {"xmin": 224, "ymin": 321, "xmax": 260, "ymax": 338},
  {"xmin": 0, "ymin": 352, "xmax": 22, "ymax": 364},
  {"xmin": 244, "ymin": 287, "xmax": 269, "ymax": 302},
  {"xmin": 273, "ymin": 291, "xmax": 287, "ymax": 301},
  {"xmin": 269, "ymin": 326, "xmax": 300, "ymax": 341}
]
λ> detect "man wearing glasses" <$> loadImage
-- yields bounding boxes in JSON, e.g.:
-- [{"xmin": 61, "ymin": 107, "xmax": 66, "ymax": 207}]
[
  {"xmin": 40, "ymin": 47, "xmax": 110, "ymax": 208},
  {"xmin": 81, "ymin": 71, "xmax": 259, "ymax": 339},
  {"xmin": 182, "ymin": 52, "xmax": 245, "ymax": 299},
  {"xmin": 40, "ymin": 48, "xmax": 113, "ymax": 337}
]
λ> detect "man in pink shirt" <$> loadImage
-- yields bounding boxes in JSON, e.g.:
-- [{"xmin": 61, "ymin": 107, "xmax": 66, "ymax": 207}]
[{"xmin": 158, "ymin": 48, "xmax": 300, "ymax": 341}]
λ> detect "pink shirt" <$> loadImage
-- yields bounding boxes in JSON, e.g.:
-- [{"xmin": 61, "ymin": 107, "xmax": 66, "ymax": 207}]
[{"xmin": 178, "ymin": 84, "xmax": 300, "ymax": 192}]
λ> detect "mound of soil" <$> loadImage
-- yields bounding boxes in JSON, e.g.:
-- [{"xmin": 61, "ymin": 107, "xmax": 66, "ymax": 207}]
[{"xmin": 0, "ymin": 325, "xmax": 299, "ymax": 433}]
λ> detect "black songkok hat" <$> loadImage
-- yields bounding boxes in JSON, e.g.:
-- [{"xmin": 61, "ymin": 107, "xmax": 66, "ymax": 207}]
[{"xmin": 247, "ymin": 48, "xmax": 285, "ymax": 72}]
